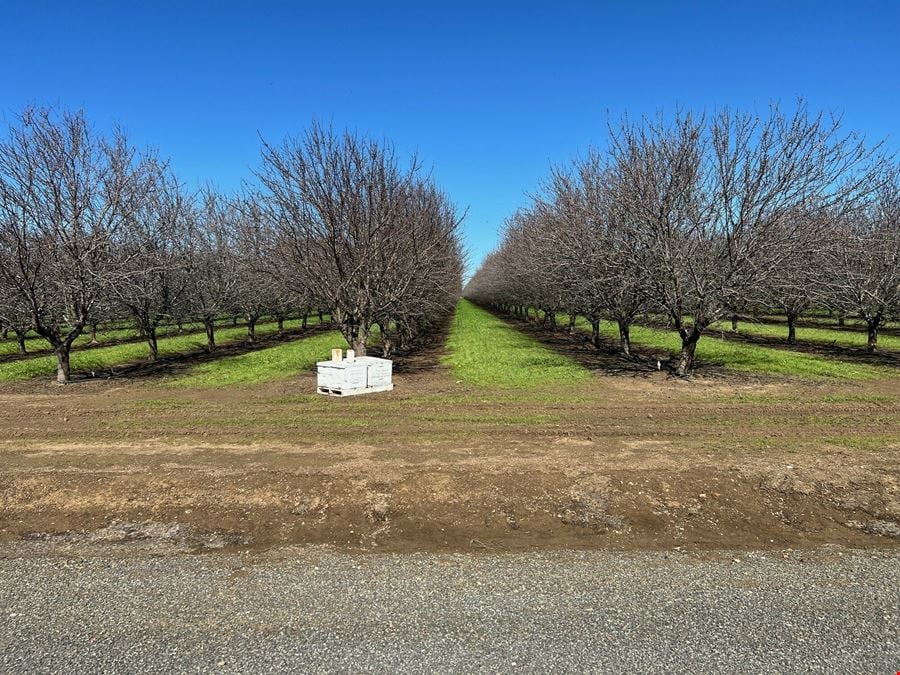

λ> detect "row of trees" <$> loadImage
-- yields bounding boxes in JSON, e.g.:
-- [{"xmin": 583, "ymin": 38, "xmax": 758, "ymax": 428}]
[
  {"xmin": 0, "ymin": 108, "xmax": 463, "ymax": 383},
  {"xmin": 466, "ymin": 104, "xmax": 900, "ymax": 375}
]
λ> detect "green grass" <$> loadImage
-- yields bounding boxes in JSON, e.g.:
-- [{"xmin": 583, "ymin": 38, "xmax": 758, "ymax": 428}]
[
  {"xmin": 554, "ymin": 314, "xmax": 889, "ymax": 380},
  {"xmin": 0, "ymin": 316, "xmax": 316, "ymax": 359},
  {"xmin": 772, "ymin": 314, "xmax": 900, "ymax": 331},
  {"xmin": 0, "ymin": 319, "xmax": 242, "ymax": 358},
  {"xmin": 587, "ymin": 319, "xmax": 888, "ymax": 380},
  {"xmin": 168, "ymin": 329, "xmax": 343, "ymax": 388},
  {"xmin": 0, "ymin": 326, "xmax": 138, "ymax": 357},
  {"xmin": 713, "ymin": 319, "xmax": 900, "ymax": 352},
  {"xmin": 443, "ymin": 300, "xmax": 590, "ymax": 388},
  {"xmin": 0, "ymin": 318, "xmax": 315, "ymax": 383}
]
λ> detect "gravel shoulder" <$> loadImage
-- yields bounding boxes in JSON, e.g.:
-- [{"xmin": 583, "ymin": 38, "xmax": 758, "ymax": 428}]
[{"xmin": 1, "ymin": 545, "xmax": 898, "ymax": 673}]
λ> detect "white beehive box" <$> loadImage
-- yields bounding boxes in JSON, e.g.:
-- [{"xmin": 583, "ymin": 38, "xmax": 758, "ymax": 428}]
[{"xmin": 317, "ymin": 352, "xmax": 393, "ymax": 396}]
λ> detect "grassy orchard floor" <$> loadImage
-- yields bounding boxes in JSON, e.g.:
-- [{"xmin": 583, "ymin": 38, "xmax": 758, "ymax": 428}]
[
  {"xmin": 550, "ymin": 314, "xmax": 891, "ymax": 380},
  {"xmin": 776, "ymin": 315, "xmax": 900, "ymax": 331},
  {"xmin": 0, "ymin": 325, "xmax": 146, "ymax": 358},
  {"xmin": 442, "ymin": 300, "xmax": 590, "ymax": 387},
  {"xmin": 167, "ymin": 329, "xmax": 343, "ymax": 388},
  {"xmin": 0, "ymin": 318, "xmax": 243, "ymax": 358},
  {"xmin": 711, "ymin": 319, "xmax": 900, "ymax": 352},
  {"xmin": 0, "ymin": 317, "xmax": 318, "ymax": 383}
]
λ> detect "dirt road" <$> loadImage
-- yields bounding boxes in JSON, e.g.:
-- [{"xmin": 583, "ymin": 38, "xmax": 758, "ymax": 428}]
[{"xmin": 1, "ymin": 367, "xmax": 898, "ymax": 552}]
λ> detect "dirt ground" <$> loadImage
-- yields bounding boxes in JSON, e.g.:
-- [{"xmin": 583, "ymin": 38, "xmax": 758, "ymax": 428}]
[{"xmin": 1, "ymin": 323, "xmax": 899, "ymax": 555}]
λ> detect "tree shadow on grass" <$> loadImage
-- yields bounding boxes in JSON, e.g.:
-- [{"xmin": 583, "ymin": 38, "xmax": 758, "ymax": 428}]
[
  {"xmin": 489, "ymin": 310, "xmax": 690, "ymax": 378},
  {"xmin": 0, "ymin": 320, "xmax": 254, "ymax": 365},
  {"xmin": 754, "ymin": 315, "xmax": 900, "ymax": 338},
  {"xmin": 698, "ymin": 326, "xmax": 900, "ymax": 370},
  {"xmin": 67, "ymin": 325, "xmax": 333, "ymax": 383}
]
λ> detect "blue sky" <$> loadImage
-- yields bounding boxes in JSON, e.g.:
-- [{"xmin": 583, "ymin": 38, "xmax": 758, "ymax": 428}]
[{"xmin": 2, "ymin": 1, "xmax": 899, "ymax": 272}]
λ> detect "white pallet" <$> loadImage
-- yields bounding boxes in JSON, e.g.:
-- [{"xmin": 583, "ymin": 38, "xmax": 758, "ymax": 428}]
[
  {"xmin": 317, "ymin": 383, "xmax": 394, "ymax": 397},
  {"xmin": 316, "ymin": 355, "xmax": 394, "ymax": 397}
]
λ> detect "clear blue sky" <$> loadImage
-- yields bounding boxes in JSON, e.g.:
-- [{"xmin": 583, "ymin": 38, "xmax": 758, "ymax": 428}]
[{"xmin": 2, "ymin": 1, "xmax": 898, "ymax": 272}]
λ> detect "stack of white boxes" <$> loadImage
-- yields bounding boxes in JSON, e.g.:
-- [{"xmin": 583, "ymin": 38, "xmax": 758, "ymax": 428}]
[{"xmin": 316, "ymin": 349, "xmax": 394, "ymax": 396}]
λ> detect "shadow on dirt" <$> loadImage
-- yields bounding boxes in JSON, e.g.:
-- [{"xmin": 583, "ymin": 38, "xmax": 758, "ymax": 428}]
[{"xmin": 386, "ymin": 314, "xmax": 453, "ymax": 375}]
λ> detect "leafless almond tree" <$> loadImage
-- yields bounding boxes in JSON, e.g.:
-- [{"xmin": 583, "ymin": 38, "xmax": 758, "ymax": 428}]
[
  {"xmin": 185, "ymin": 190, "xmax": 241, "ymax": 352},
  {"xmin": 0, "ymin": 107, "xmax": 154, "ymax": 382},
  {"xmin": 468, "ymin": 102, "xmax": 886, "ymax": 376},
  {"xmin": 613, "ymin": 105, "xmax": 881, "ymax": 374},
  {"xmin": 110, "ymin": 165, "xmax": 192, "ymax": 360},
  {"xmin": 821, "ymin": 171, "xmax": 900, "ymax": 350},
  {"xmin": 257, "ymin": 123, "xmax": 462, "ymax": 355}
]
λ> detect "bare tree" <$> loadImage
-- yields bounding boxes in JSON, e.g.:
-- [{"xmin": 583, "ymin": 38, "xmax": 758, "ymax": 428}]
[
  {"xmin": 613, "ymin": 105, "xmax": 880, "ymax": 374},
  {"xmin": 258, "ymin": 123, "xmax": 462, "ymax": 355},
  {"xmin": 110, "ymin": 166, "xmax": 192, "ymax": 360},
  {"xmin": 0, "ymin": 274, "xmax": 32, "ymax": 354},
  {"xmin": 763, "ymin": 210, "xmax": 826, "ymax": 344},
  {"xmin": 0, "ymin": 107, "xmax": 154, "ymax": 383},
  {"xmin": 821, "ymin": 172, "xmax": 900, "ymax": 351},
  {"xmin": 185, "ymin": 191, "xmax": 240, "ymax": 352},
  {"xmin": 231, "ymin": 195, "xmax": 283, "ymax": 342}
]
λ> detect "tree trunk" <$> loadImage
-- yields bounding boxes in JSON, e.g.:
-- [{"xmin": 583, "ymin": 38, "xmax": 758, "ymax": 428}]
[
  {"xmin": 1, "ymin": 325, "xmax": 7, "ymax": 339},
  {"xmin": 302, "ymin": 313, "xmax": 309, "ymax": 329},
  {"xmin": 247, "ymin": 318, "xmax": 257, "ymax": 342},
  {"xmin": 867, "ymin": 322, "xmax": 878, "ymax": 352},
  {"xmin": 618, "ymin": 320, "xmax": 631, "ymax": 356},
  {"xmin": 276, "ymin": 315, "xmax": 285, "ymax": 334},
  {"xmin": 837, "ymin": 315, "xmax": 845, "ymax": 327},
  {"xmin": 318, "ymin": 310, "xmax": 324, "ymax": 323},
  {"xmin": 205, "ymin": 319, "xmax": 216, "ymax": 352},
  {"xmin": 731, "ymin": 314, "xmax": 738, "ymax": 331},
  {"xmin": 176, "ymin": 319, "xmax": 184, "ymax": 334},
  {"xmin": 55, "ymin": 345, "xmax": 72, "ymax": 384},
  {"xmin": 15, "ymin": 329, "xmax": 27, "ymax": 354},
  {"xmin": 232, "ymin": 316, "xmax": 238, "ymax": 326},
  {"xmin": 351, "ymin": 334, "xmax": 368, "ymax": 357},
  {"xmin": 88, "ymin": 323, "xmax": 99, "ymax": 345},
  {"xmin": 568, "ymin": 313, "xmax": 577, "ymax": 333},
  {"xmin": 590, "ymin": 319, "xmax": 601, "ymax": 349},
  {"xmin": 675, "ymin": 331, "xmax": 701, "ymax": 376},
  {"xmin": 147, "ymin": 325, "xmax": 159, "ymax": 361},
  {"xmin": 379, "ymin": 322, "xmax": 392, "ymax": 357},
  {"xmin": 787, "ymin": 314, "xmax": 797, "ymax": 345}
]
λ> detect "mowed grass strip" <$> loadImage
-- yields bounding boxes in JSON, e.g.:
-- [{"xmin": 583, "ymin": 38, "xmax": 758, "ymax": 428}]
[
  {"xmin": 168, "ymin": 329, "xmax": 342, "ymax": 388},
  {"xmin": 576, "ymin": 319, "xmax": 888, "ymax": 380},
  {"xmin": 712, "ymin": 320, "xmax": 900, "ymax": 352},
  {"xmin": 770, "ymin": 315, "xmax": 900, "ymax": 331},
  {"xmin": 0, "ymin": 325, "xmax": 141, "ymax": 357},
  {"xmin": 0, "ymin": 318, "xmax": 244, "ymax": 358},
  {"xmin": 443, "ymin": 300, "xmax": 590, "ymax": 387},
  {"xmin": 0, "ymin": 318, "xmax": 314, "ymax": 383}
]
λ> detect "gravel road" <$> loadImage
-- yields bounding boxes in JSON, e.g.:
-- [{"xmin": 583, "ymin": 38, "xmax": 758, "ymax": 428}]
[{"xmin": 1, "ymin": 546, "xmax": 897, "ymax": 673}]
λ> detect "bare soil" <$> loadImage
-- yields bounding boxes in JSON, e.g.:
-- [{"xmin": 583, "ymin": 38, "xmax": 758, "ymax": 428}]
[{"xmin": 1, "ymin": 323, "xmax": 898, "ymax": 554}]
